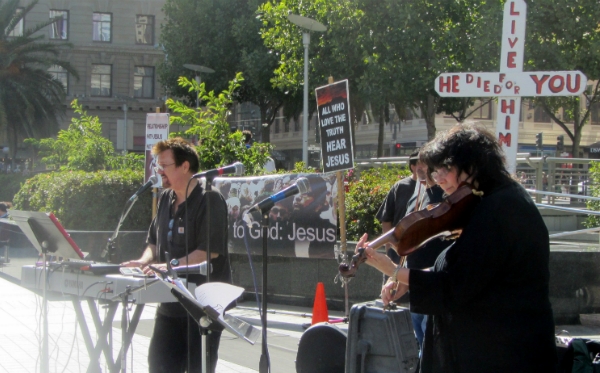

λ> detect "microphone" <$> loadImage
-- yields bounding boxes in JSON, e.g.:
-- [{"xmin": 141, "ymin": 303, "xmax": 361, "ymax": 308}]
[
  {"xmin": 173, "ymin": 262, "xmax": 212, "ymax": 276},
  {"xmin": 247, "ymin": 177, "xmax": 310, "ymax": 214},
  {"xmin": 129, "ymin": 175, "xmax": 158, "ymax": 202},
  {"xmin": 192, "ymin": 162, "xmax": 244, "ymax": 180}
]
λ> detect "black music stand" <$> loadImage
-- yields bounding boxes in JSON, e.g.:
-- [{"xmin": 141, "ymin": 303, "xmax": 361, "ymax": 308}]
[{"xmin": 152, "ymin": 267, "xmax": 259, "ymax": 373}]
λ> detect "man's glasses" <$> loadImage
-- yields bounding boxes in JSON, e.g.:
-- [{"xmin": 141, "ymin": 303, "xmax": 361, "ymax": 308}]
[
  {"xmin": 154, "ymin": 162, "xmax": 176, "ymax": 173},
  {"xmin": 431, "ymin": 167, "xmax": 450, "ymax": 183}
]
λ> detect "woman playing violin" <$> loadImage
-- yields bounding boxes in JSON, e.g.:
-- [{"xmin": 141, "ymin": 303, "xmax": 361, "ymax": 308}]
[{"xmin": 357, "ymin": 123, "xmax": 556, "ymax": 373}]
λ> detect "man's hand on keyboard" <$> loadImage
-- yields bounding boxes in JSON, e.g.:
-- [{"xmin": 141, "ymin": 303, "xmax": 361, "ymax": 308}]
[
  {"xmin": 121, "ymin": 260, "xmax": 156, "ymax": 276},
  {"xmin": 148, "ymin": 263, "xmax": 167, "ymax": 276}
]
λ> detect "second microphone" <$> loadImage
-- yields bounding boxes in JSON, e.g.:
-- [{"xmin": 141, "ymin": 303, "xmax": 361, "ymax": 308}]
[{"xmin": 247, "ymin": 177, "xmax": 310, "ymax": 214}]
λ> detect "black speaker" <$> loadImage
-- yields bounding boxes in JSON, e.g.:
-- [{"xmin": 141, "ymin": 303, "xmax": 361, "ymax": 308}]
[{"xmin": 296, "ymin": 322, "xmax": 346, "ymax": 373}]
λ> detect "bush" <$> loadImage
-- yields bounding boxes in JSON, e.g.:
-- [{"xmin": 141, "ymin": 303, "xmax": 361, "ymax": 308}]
[
  {"xmin": 585, "ymin": 161, "xmax": 600, "ymax": 228},
  {"xmin": 13, "ymin": 170, "xmax": 152, "ymax": 230},
  {"xmin": 167, "ymin": 73, "xmax": 272, "ymax": 175},
  {"xmin": 345, "ymin": 165, "xmax": 411, "ymax": 241},
  {"xmin": 0, "ymin": 173, "xmax": 29, "ymax": 202}
]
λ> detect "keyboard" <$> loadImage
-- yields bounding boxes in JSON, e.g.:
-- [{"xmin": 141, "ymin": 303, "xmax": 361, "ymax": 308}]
[
  {"xmin": 21, "ymin": 265, "xmax": 187, "ymax": 303},
  {"xmin": 61, "ymin": 259, "xmax": 122, "ymax": 275}
]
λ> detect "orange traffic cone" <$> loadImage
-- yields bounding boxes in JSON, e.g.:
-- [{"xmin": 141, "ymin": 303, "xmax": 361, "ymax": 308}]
[{"xmin": 311, "ymin": 282, "xmax": 329, "ymax": 325}]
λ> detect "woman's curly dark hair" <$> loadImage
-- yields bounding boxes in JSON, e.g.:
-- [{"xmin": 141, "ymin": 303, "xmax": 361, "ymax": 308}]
[{"xmin": 419, "ymin": 123, "xmax": 512, "ymax": 193}]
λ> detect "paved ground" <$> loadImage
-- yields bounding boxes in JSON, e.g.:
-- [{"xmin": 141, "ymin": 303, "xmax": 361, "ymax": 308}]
[
  {"xmin": 0, "ymin": 257, "xmax": 346, "ymax": 373},
  {"xmin": 3, "ymin": 255, "xmax": 600, "ymax": 373}
]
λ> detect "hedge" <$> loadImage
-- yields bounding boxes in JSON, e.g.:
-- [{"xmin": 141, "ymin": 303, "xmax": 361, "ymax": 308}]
[
  {"xmin": 0, "ymin": 173, "xmax": 29, "ymax": 202},
  {"xmin": 12, "ymin": 170, "xmax": 152, "ymax": 231},
  {"xmin": 345, "ymin": 165, "xmax": 411, "ymax": 241}
]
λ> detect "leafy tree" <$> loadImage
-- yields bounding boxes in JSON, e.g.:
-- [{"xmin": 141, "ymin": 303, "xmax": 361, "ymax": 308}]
[
  {"xmin": 167, "ymin": 72, "xmax": 272, "ymax": 175},
  {"xmin": 259, "ymin": 0, "xmax": 501, "ymax": 148},
  {"xmin": 27, "ymin": 100, "xmax": 144, "ymax": 172},
  {"xmin": 524, "ymin": 0, "xmax": 600, "ymax": 157},
  {"xmin": 259, "ymin": 0, "xmax": 368, "ymax": 151},
  {"xmin": 159, "ymin": 0, "xmax": 290, "ymax": 142},
  {"xmin": 0, "ymin": 0, "xmax": 78, "ymax": 162}
]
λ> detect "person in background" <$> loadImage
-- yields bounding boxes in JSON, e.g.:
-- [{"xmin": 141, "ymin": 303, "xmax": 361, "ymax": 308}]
[
  {"xmin": 243, "ymin": 130, "xmax": 253, "ymax": 149},
  {"xmin": 122, "ymin": 138, "xmax": 229, "ymax": 373},
  {"xmin": 0, "ymin": 202, "xmax": 9, "ymax": 219},
  {"xmin": 357, "ymin": 124, "xmax": 556, "ymax": 372},
  {"xmin": 243, "ymin": 129, "xmax": 276, "ymax": 172},
  {"xmin": 376, "ymin": 151, "xmax": 419, "ymax": 265},
  {"xmin": 401, "ymin": 159, "xmax": 451, "ymax": 351}
]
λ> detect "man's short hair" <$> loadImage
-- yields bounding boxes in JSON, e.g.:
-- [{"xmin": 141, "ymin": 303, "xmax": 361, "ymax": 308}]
[
  {"xmin": 408, "ymin": 150, "xmax": 420, "ymax": 168},
  {"xmin": 242, "ymin": 130, "xmax": 252, "ymax": 144},
  {"xmin": 0, "ymin": 202, "xmax": 9, "ymax": 213},
  {"xmin": 152, "ymin": 137, "xmax": 200, "ymax": 173}
]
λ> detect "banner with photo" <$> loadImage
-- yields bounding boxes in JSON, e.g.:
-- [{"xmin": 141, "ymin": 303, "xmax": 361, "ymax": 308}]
[{"xmin": 212, "ymin": 173, "xmax": 338, "ymax": 259}]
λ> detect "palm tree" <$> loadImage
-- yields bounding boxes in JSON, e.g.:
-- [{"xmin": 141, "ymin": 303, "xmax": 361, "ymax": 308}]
[{"xmin": 0, "ymin": 0, "xmax": 78, "ymax": 165}]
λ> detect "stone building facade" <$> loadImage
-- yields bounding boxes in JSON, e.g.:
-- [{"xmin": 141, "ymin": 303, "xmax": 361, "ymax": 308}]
[{"xmin": 1, "ymin": 0, "xmax": 167, "ymax": 161}]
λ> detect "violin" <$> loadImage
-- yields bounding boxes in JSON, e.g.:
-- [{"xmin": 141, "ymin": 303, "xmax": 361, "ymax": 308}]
[{"xmin": 339, "ymin": 182, "xmax": 483, "ymax": 278}]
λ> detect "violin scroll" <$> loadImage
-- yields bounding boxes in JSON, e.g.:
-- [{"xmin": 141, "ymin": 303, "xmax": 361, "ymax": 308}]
[{"xmin": 338, "ymin": 247, "xmax": 367, "ymax": 279}]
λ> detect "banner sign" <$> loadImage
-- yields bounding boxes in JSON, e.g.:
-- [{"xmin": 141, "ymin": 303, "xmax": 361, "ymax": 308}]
[
  {"xmin": 144, "ymin": 113, "xmax": 169, "ymax": 184},
  {"xmin": 213, "ymin": 173, "xmax": 338, "ymax": 259},
  {"xmin": 315, "ymin": 80, "xmax": 354, "ymax": 173}
]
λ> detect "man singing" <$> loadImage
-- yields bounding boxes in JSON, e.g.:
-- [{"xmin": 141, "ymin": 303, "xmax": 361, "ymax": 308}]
[{"xmin": 123, "ymin": 137, "xmax": 229, "ymax": 373}]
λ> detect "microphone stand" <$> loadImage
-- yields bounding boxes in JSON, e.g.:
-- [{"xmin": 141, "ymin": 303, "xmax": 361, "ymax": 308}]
[
  {"xmin": 184, "ymin": 177, "xmax": 216, "ymax": 373},
  {"xmin": 259, "ymin": 209, "xmax": 270, "ymax": 373},
  {"xmin": 104, "ymin": 197, "xmax": 136, "ymax": 262},
  {"xmin": 202, "ymin": 177, "xmax": 213, "ymax": 373}
]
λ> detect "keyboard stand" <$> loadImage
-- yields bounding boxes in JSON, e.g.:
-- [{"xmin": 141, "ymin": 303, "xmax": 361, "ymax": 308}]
[{"xmin": 70, "ymin": 295, "xmax": 146, "ymax": 373}]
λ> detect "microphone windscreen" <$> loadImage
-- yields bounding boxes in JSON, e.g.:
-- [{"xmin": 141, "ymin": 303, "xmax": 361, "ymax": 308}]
[
  {"xmin": 233, "ymin": 162, "xmax": 245, "ymax": 176},
  {"xmin": 296, "ymin": 177, "xmax": 310, "ymax": 195}
]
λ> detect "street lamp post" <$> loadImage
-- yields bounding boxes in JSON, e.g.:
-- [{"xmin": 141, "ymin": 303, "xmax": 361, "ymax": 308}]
[
  {"xmin": 183, "ymin": 64, "xmax": 215, "ymax": 108},
  {"xmin": 122, "ymin": 103, "xmax": 128, "ymax": 154},
  {"xmin": 287, "ymin": 14, "xmax": 327, "ymax": 165},
  {"xmin": 114, "ymin": 95, "xmax": 138, "ymax": 154}
]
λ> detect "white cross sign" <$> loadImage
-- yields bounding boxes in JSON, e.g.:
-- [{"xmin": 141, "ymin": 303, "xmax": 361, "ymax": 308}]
[{"xmin": 434, "ymin": 0, "xmax": 588, "ymax": 173}]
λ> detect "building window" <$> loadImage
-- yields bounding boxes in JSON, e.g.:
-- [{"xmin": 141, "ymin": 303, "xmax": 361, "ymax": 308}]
[
  {"xmin": 591, "ymin": 102, "xmax": 600, "ymax": 125},
  {"xmin": 471, "ymin": 100, "xmax": 492, "ymax": 120},
  {"xmin": 48, "ymin": 65, "xmax": 68, "ymax": 93},
  {"xmin": 134, "ymin": 66, "xmax": 154, "ymax": 98},
  {"xmin": 284, "ymin": 119, "xmax": 289, "ymax": 132},
  {"xmin": 274, "ymin": 119, "xmax": 280, "ymax": 134},
  {"xmin": 135, "ymin": 15, "xmax": 154, "ymax": 45},
  {"xmin": 534, "ymin": 106, "xmax": 552, "ymax": 123},
  {"xmin": 92, "ymin": 13, "xmax": 111, "ymax": 42},
  {"xmin": 294, "ymin": 119, "xmax": 300, "ymax": 132},
  {"xmin": 49, "ymin": 10, "xmax": 68, "ymax": 40},
  {"xmin": 7, "ymin": 8, "xmax": 23, "ymax": 37},
  {"xmin": 91, "ymin": 64, "xmax": 112, "ymax": 97}
]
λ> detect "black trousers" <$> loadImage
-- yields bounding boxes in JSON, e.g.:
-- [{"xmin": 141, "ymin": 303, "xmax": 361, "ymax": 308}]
[{"xmin": 148, "ymin": 314, "xmax": 222, "ymax": 373}]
